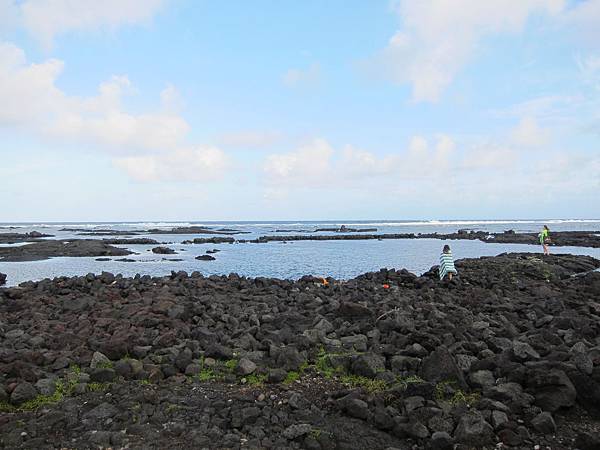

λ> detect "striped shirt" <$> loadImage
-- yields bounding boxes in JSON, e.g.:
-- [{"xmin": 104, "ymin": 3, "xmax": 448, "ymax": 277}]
[{"xmin": 439, "ymin": 251, "xmax": 457, "ymax": 280}]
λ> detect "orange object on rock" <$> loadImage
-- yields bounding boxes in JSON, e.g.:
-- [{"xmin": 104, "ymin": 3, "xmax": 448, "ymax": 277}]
[
  {"xmin": 321, "ymin": 278, "xmax": 329, "ymax": 286},
  {"xmin": 382, "ymin": 284, "xmax": 390, "ymax": 289}
]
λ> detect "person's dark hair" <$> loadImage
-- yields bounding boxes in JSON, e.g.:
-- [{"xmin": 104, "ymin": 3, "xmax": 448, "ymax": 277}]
[
  {"xmin": 443, "ymin": 245, "xmax": 451, "ymax": 253},
  {"xmin": 544, "ymin": 225, "xmax": 549, "ymax": 231}
]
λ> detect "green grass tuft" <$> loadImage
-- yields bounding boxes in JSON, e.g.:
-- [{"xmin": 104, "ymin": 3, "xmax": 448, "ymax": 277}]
[
  {"xmin": 340, "ymin": 375, "xmax": 387, "ymax": 393},
  {"xmin": 246, "ymin": 373, "xmax": 267, "ymax": 386}
]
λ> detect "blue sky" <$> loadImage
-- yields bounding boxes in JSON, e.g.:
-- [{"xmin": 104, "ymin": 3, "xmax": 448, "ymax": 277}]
[{"xmin": 0, "ymin": 0, "xmax": 599, "ymax": 221}]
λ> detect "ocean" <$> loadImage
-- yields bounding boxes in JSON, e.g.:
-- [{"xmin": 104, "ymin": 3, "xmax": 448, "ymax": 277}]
[{"xmin": 1, "ymin": 219, "xmax": 600, "ymax": 286}]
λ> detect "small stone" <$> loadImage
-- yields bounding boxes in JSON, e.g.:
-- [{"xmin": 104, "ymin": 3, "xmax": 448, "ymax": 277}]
[
  {"xmin": 90, "ymin": 351, "xmax": 111, "ymax": 369},
  {"xmin": 235, "ymin": 358, "xmax": 257, "ymax": 376}
]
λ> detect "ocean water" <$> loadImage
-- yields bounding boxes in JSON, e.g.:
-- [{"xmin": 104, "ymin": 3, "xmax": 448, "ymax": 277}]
[{"xmin": 1, "ymin": 220, "xmax": 600, "ymax": 286}]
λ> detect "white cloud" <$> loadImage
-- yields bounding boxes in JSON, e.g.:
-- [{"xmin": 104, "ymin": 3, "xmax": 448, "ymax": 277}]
[
  {"xmin": 264, "ymin": 138, "xmax": 333, "ymax": 185},
  {"xmin": 17, "ymin": 0, "xmax": 167, "ymax": 48},
  {"xmin": 0, "ymin": 41, "xmax": 231, "ymax": 183},
  {"xmin": 374, "ymin": 0, "xmax": 564, "ymax": 102},
  {"xmin": 510, "ymin": 116, "xmax": 550, "ymax": 147},
  {"xmin": 0, "ymin": 42, "xmax": 189, "ymax": 153},
  {"xmin": 216, "ymin": 130, "xmax": 283, "ymax": 148},
  {"xmin": 283, "ymin": 62, "xmax": 321, "ymax": 88},
  {"xmin": 113, "ymin": 146, "xmax": 229, "ymax": 182},
  {"xmin": 263, "ymin": 135, "xmax": 457, "ymax": 189}
]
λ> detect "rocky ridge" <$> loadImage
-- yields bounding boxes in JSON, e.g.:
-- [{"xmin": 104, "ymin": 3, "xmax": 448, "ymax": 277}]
[{"xmin": 1, "ymin": 254, "xmax": 600, "ymax": 449}]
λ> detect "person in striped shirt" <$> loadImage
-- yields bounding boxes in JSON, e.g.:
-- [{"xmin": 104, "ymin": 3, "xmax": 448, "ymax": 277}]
[{"xmin": 439, "ymin": 244, "xmax": 457, "ymax": 281}]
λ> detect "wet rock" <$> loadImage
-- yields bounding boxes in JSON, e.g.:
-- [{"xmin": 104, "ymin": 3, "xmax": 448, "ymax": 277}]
[
  {"xmin": 152, "ymin": 246, "xmax": 176, "ymax": 254},
  {"xmin": 195, "ymin": 255, "xmax": 216, "ymax": 261},
  {"xmin": 0, "ymin": 272, "xmax": 6, "ymax": 285}
]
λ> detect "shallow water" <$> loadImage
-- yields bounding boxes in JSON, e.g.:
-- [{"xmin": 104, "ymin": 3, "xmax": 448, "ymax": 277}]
[{"xmin": 1, "ymin": 219, "xmax": 600, "ymax": 286}]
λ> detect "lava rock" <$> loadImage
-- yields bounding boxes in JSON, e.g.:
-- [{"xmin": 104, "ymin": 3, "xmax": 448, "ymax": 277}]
[
  {"xmin": 454, "ymin": 411, "xmax": 494, "ymax": 447},
  {"xmin": 531, "ymin": 411, "xmax": 556, "ymax": 434},
  {"xmin": 10, "ymin": 382, "xmax": 38, "ymax": 405},
  {"xmin": 152, "ymin": 246, "xmax": 176, "ymax": 254}
]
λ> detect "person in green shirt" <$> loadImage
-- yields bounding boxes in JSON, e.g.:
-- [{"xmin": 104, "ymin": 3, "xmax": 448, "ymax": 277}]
[{"xmin": 539, "ymin": 225, "xmax": 550, "ymax": 255}]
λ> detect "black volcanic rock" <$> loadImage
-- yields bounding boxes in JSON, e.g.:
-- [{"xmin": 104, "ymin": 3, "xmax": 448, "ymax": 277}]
[
  {"xmin": 151, "ymin": 246, "xmax": 176, "ymax": 254},
  {"xmin": 0, "ymin": 253, "xmax": 599, "ymax": 449},
  {"xmin": 0, "ymin": 239, "xmax": 132, "ymax": 262},
  {"xmin": 195, "ymin": 254, "xmax": 215, "ymax": 261},
  {"xmin": 0, "ymin": 273, "xmax": 6, "ymax": 285}
]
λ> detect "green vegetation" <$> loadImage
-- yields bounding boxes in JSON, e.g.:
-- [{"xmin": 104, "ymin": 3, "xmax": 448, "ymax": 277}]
[
  {"xmin": 224, "ymin": 359, "xmax": 238, "ymax": 372},
  {"xmin": 396, "ymin": 375, "xmax": 425, "ymax": 390},
  {"xmin": 340, "ymin": 375, "xmax": 387, "ymax": 393},
  {"xmin": 284, "ymin": 371, "xmax": 301, "ymax": 384},
  {"xmin": 435, "ymin": 380, "xmax": 480, "ymax": 406},
  {"xmin": 87, "ymin": 382, "xmax": 110, "ymax": 392},
  {"xmin": 197, "ymin": 368, "xmax": 217, "ymax": 382},
  {"xmin": 246, "ymin": 373, "xmax": 266, "ymax": 386},
  {"xmin": 0, "ymin": 377, "xmax": 78, "ymax": 413},
  {"xmin": 95, "ymin": 360, "xmax": 114, "ymax": 369},
  {"xmin": 310, "ymin": 428, "xmax": 322, "ymax": 439}
]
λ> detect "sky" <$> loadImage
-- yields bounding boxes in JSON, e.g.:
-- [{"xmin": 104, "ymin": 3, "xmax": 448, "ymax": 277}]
[{"xmin": 0, "ymin": 0, "xmax": 599, "ymax": 222}]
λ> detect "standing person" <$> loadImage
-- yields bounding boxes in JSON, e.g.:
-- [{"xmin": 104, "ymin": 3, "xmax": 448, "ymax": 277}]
[
  {"xmin": 439, "ymin": 244, "xmax": 457, "ymax": 281},
  {"xmin": 539, "ymin": 225, "xmax": 550, "ymax": 255}
]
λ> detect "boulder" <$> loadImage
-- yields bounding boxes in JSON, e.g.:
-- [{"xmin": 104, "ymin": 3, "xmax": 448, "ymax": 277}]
[
  {"xmin": 531, "ymin": 412, "xmax": 556, "ymax": 434},
  {"xmin": 528, "ymin": 369, "xmax": 576, "ymax": 411},
  {"xmin": 10, "ymin": 382, "xmax": 38, "ymax": 405},
  {"xmin": 152, "ymin": 246, "xmax": 176, "ymax": 254},
  {"xmin": 351, "ymin": 353, "xmax": 386, "ymax": 378},
  {"xmin": 430, "ymin": 431, "xmax": 454, "ymax": 450},
  {"xmin": 420, "ymin": 346, "xmax": 466, "ymax": 388},
  {"xmin": 454, "ymin": 411, "xmax": 494, "ymax": 447},
  {"xmin": 196, "ymin": 255, "xmax": 216, "ymax": 261},
  {"xmin": 0, "ymin": 272, "xmax": 6, "ymax": 285}
]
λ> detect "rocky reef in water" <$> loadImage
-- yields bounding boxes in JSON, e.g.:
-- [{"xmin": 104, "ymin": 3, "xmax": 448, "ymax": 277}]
[
  {"xmin": 0, "ymin": 240, "xmax": 133, "ymax": 262},
  {"xmin": 1, "ymin": 254, "xmax": 600, "ymax": 449}
]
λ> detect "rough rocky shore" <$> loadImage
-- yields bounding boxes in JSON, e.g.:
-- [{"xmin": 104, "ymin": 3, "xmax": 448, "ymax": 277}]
[
  {"xmin": 1, "ymin": 254, "xmax": 600, "ymax": 449},
  {"xmin": 240, "ymin": 230, "xmax": 600, "ymax": 248}
]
